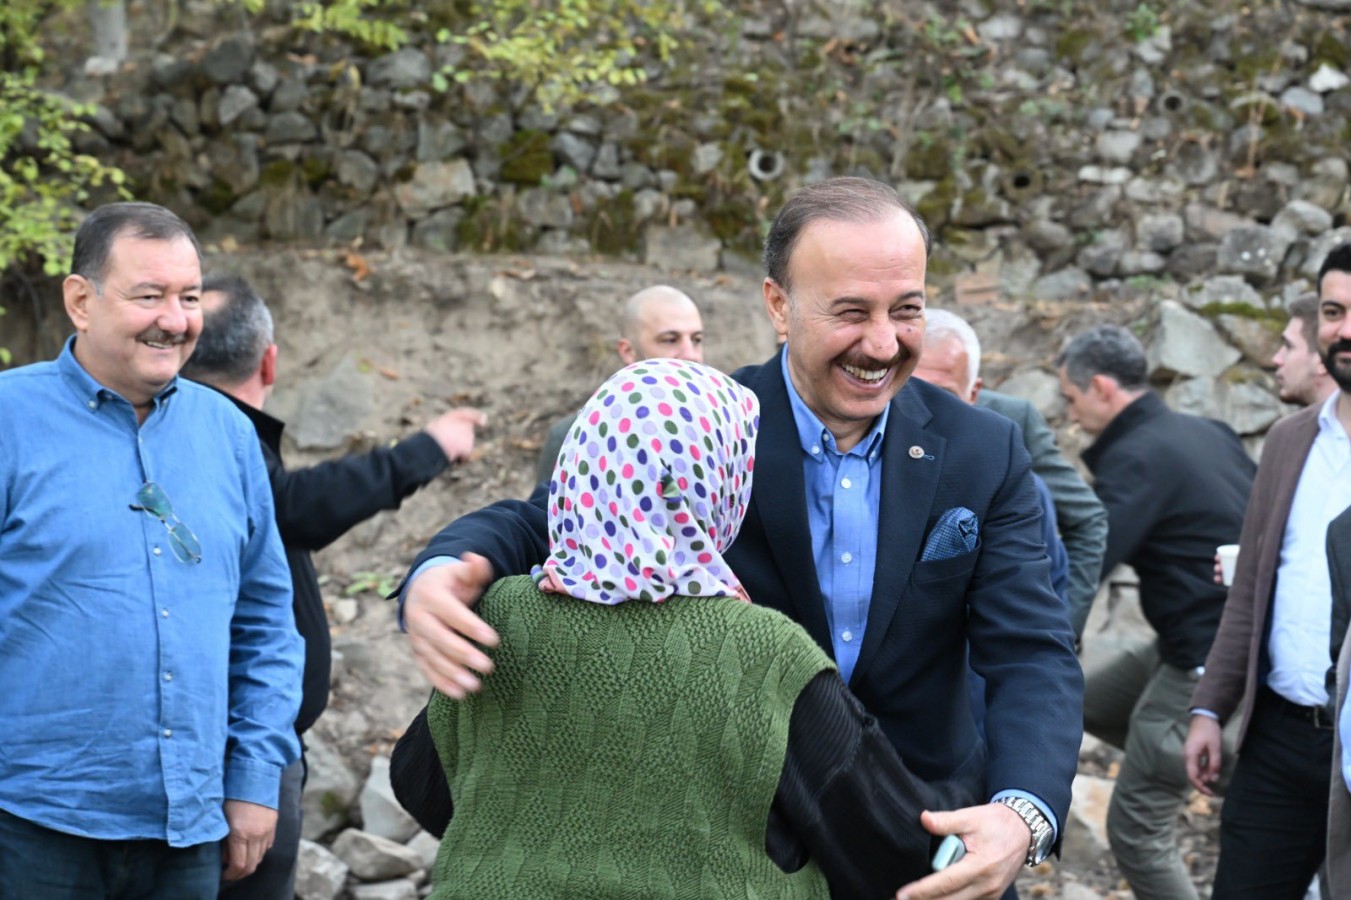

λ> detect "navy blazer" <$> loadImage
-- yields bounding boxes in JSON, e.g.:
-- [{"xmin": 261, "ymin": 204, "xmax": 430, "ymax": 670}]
[{"xmin": 408, "ymin": 352, "xmax": 1083, "ymax": 834}]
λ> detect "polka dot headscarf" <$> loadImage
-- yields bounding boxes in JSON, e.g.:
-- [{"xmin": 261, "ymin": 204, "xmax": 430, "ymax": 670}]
[{"xmin": 531, "ymin": 359, "xmax": 759, "ymax": 605}]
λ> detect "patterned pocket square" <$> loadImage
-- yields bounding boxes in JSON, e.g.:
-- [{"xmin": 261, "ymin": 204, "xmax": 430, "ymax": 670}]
[{"xmin": 922, "ymin": 507, "xmax": 980, "ymax": 561}]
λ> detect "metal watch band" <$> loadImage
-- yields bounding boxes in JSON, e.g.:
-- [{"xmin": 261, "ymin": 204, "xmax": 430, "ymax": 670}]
[{"xmin": 992, "ymin": 797, "xmax": 1054, "ymax": 867}]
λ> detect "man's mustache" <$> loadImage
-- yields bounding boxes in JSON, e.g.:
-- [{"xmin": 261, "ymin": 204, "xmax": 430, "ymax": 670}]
[{"xmin": 136, "ymin": 328, "xmax": 188, "ymax": 345}]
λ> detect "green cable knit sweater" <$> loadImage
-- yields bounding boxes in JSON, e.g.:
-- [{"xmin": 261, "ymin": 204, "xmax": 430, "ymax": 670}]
[{"xmin": 427, "ymin": 575, "xmax": 835, "ymax": 899}]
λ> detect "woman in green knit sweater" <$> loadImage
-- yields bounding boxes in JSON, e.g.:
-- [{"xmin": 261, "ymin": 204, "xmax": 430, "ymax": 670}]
[{"xmin": 404, "ymin": 359, "xmax": 961, "ymax": 899}]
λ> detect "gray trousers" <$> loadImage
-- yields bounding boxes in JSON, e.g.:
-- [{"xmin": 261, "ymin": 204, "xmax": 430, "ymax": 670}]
[
  {"xmin": 1083, "ymin": 639, "xmax": 1237, "ymax": 900},
  {"xmin": 218, "ymin": 758, "xmax": 304, "ymax": 900}
]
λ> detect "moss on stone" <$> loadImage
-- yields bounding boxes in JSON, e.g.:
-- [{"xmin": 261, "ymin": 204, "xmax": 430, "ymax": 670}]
[
  {"xmin": 1313, "ymin": 31, "xmax": 1349, "ymax": 70},
  {"xmin": 300, "ymin": 154, "xmax": 331, "ymax": 188},
  {"xmin": 585, "ymin": 189, "xmax": 640, "ymax": 255},
  {"xmin": 915, "ymin": 176, "xmax": 956, "ymax": 230},
  {"xmin": 1054, "ymin": 27, "xmax": 1098, "ymax": 68},
  {"xmin": 1199, "ymin": 301, "xmax": 1283, "ymax": 325},
  {"xmin": 455, "ymin": 196, "xmax": 529, "ymax": 252},
  {"xmin": 498, "ymin": 129, "xmax": 554, "ymax": 185},
  {"xmin": 259, "ymin": 159, "xmax": 296, "ymax": 189},
  {"xmin": 198, "ymin": 177, "xmax": 237, "ymax": 216},
  {"xmin": 906, "ymin": 135, "xmax": 953, "ymax": 180}
]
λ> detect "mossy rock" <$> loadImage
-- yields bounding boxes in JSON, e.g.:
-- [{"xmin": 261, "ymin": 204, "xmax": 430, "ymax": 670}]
[
  {"xmin": 198, "ymin": 177, "xmax": 237, "ymax": 216},
  {"xmin": 632, "ymin": 132, "xmax": 696, "ymax": 178},
  {"xmin": 585, "ymin": 190, "xmax": 640, "ymax": 255},
  {"xmin": 906, "ymin": 135, "xmax": 953, "ymax": 180},
  {"xmin": 915, "ymin": 176, "xmax": 956, "ymax": 230},
  {"xmin": 974, "ymin": 125, "xmax": 1026, "ymax": 164},
  {"xmin": 1312, "ymin": 30, "xmax": 1349, "ymax": 70},
  {"xmin": 1232, "ymin": 48, "xmax": 1281, "ymax": 84},
  {"xmin": 259, "ymin": 159, "xmax": 297, "ymax": 189},
  {"xmin": 1054, "ymin": 27, "xmax": 1099, "ymax": 68},
  {"xmin": 704, "ymin": 192, "xmax": 761, "ymax": 255},
  {"xmin": 499, "ymin": 129, "xmax": 554, "ymax": 186},
  {"xmin": 1199, "ymin": 301, "xmax": 1284, "ymax": 327},
  {"xmin": 925, "ymin": 246, "xmax": 964, "ymax": 280},
  {"xmin": 300, "ymin": 154, "xmax": 331, "ymax": 189},
  {"xmin": 455, "ymin": 196, "xmax": 530, "ymax": 252}
]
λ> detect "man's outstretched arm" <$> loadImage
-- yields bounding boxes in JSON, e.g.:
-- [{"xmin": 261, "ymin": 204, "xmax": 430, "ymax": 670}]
[{"xmin": 398, "ymin": 487, "xmax": 549, "ymax": 696}]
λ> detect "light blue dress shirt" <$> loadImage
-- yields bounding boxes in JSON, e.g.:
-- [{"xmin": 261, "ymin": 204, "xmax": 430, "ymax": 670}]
[
  {"xmin": 0, "ymin": 339, "xmax": 302, "ymax": 847},
  {"xmin": 780, "ymin": 351, "xmax": 1059, "ymax": 838},
  {"xmin": 780, "ymin": 351, "xmax": 886, "ymax": 684}
]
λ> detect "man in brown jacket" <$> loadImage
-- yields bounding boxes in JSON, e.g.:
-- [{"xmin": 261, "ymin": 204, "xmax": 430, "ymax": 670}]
[{"xmin": 1183, "ymin": 243, "xmax": 1351, "ymax": 898}]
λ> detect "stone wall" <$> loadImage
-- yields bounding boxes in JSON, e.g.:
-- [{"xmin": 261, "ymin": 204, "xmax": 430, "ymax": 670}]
[{"xmin": 61, "ymin": 0, "xmax": 1349, "ymax": 270}]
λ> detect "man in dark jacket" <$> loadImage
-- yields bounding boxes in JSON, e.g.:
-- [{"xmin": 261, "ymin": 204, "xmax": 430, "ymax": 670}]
[
  {"xmin": 1057, "ymin": 324, "xmax": 1255, "ymax": 900},
  {"xmin": 182, "ymin": 274, "xmax": 484, "ymax": 899}
]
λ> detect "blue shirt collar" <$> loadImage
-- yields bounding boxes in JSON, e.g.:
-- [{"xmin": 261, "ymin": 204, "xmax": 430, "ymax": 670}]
[
  {"xmin": 57, "ymin": 335, "xmax": 179, "ymax": 413},
  {"xmin": 779, "ymin": 345, "xmax": 888, "ymax": 461}
]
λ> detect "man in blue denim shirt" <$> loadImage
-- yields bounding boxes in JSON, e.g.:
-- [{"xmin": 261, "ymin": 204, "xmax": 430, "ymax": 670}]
[{"xmin": 0, "ymin": 202, "xmax": 302, "ymax": 897}]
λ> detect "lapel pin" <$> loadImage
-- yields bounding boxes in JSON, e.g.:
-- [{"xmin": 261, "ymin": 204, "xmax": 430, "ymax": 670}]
[{"xmin": 909, "ymin": 445, "xmax": 925, "ymax": 458}]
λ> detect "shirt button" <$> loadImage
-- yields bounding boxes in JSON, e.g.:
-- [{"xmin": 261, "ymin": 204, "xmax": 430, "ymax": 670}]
[
  {"xmin": 153, "ymin": 546, "xmax": 162, "ymax": 557},
  {"xmin": 163, "ymin": 672, "xmax": 173, "ymax": 682},
  {"xmin": 163, "ymin": 728, "xmax": 173, "ymax": 738},
  {"xmin": 161, "ymin": 608, "xmax": 170, "ymax": 618},
  {"xmin": 811, "ymin": 445, "xmax": 820, "ymax": 455},
  {"xmin": 841, "ymin": 551, "xmax": 853, "ymax": 564},
  {"xmin": 841, "ymin": 477, "xmax": 852, "ymax": 489},
  {"xmin": 87, "ymin": 400, "xmax": 97, "ymax": 410},
  {"xmin": 842, "ymin": 630, "xmax": 854, "ymax": 642}
]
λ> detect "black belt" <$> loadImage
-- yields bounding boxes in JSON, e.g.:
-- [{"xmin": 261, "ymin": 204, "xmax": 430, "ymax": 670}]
[{"xmin": 1260, "ymin": 686, "xmax": 1335, "ymax": 730}]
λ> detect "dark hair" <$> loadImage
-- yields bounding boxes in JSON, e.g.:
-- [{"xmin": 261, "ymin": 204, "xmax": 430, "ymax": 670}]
[
  {"xmin": 71, "ymin": 202, "xmax": 201, "ymax": 289},
  {"xmin": 1055, "ymin": 325, "xmax": 1149, "ymax": 391},
  {"xmin": 1287, "ymin": 294, "xmax": 1319, "ymax": 350},
  {"xmin": 181, "ymin": 274, "xmax": 274, "ymax": 385},
  {"xmin": 1318, "ymin": 243, "xmax": 1351, "ymax": 294},
  {"xmin": 762, "ymin": 177, "xmax": 931, "ymax": 292}
]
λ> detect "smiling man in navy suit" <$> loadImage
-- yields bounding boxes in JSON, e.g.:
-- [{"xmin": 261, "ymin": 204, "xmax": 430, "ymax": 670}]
[{"xmin": 398, "ymin": 177, "xmax": 1082, "ymax": 900}]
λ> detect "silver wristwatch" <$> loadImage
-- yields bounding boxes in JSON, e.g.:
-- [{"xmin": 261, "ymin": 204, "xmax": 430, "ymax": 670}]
[{"xmin": 992, "ymin": 797, "xmax": 1054, "ymax": 866}]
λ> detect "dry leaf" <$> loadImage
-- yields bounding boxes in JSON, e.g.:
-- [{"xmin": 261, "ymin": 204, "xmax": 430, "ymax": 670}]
[
  {"xmin": 344, "ymin": 251, "xmax": 372, "ymax": 282},
  {"xmin": 377, "ymin": 367, "xmax": 400, "ymax": 381}
]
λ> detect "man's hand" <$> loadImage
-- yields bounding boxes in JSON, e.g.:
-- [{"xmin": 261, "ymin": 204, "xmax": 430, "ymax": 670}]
[
  {"xmin": 1212, "ymin": 552, "xmax": 1224, "ymax": 585},
  {"xmin": 895, "ymin": 805, "xmax": 1027, "ymax": 900},
  {"xmin": 425, "ymin": 408, "xmax": 487, "ymax": 463},
  {"xmin": 405, "ymin": 552, "xmax": 499, "ymax": 698},
  {"xmin": 1184, "ymin": 714, "xmax": 1223, "ymax": 795},
  {"xmin": 221, "ymin": 799, "xmax": 278, "ymax": 881}
]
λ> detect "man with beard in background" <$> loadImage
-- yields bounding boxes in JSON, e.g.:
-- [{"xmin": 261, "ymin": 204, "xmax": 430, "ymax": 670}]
[{"xmin": 1184, "ymin": 244, "xmax": 1351, "ymax": 898}]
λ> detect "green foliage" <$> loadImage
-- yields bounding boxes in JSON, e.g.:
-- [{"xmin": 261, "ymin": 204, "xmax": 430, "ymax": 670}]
[
  {"xmin": 922, "ymin": 13, "xmax": 970, "ymax": 48},
  {"xmin": 292, "ymin": 0, "xmax": 410, "ymax": 51},
  {"xmin": 0, "ymin": 72, "xmax": 128, "ymax": 277},
  {"xmin": 1, "ymin": 0, "xmax": 130, "ymax": 365},
  {"xmin": 434, "ymin": 0, "xmax": 725, "ymax": 112},
  {"xmin": 1125, "ymin": 3, "xmax": 1160, "ymax": 43},
  {"xmin": 345, "ymin": 570, "xmax": 400, "ymax": 597}
]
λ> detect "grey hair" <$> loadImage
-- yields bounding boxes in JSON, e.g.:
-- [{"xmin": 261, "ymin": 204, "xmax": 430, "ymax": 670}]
[
  {"xmin": 181, "ymin": 274, "xmax": 274, "ymax": 385},
  {"xmin": 762, "ymin": 177, "xmax": 931, "ymax": 293},
  {"xmin": 71, "ymin": 202, "xmax": 201, "ymax": 290},
  {"xmin": 1055, "ymin": 325, "xmax": 1149, "ymax": 391},
  {"xmin": 923, "ymin": 308, "xmax": 982, "ymax": 390}
]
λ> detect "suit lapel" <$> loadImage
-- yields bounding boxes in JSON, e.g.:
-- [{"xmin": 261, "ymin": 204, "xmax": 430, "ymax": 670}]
[
  {"xmin": 743, "ymin": 357, "xmax": 832, "ymax": 650},
  {"xmin": 855, "ymin": 383, "xmax": 943, "ymax": 678}
]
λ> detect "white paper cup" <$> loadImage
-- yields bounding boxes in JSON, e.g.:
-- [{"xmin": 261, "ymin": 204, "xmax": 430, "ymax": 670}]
[{"xmin": 1218, "ymin": 544, "xmax": 1240, "ymax": 587}]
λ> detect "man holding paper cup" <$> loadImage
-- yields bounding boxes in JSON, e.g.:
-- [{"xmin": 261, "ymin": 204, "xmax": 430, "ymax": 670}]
[
  {"xmin": 1057, "ymin": 325, "xmax": 1254, "ymax": 900},
  {"xmin": 1184, "ymin": 244, "xmax": 1351, "ymax": 898}
]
